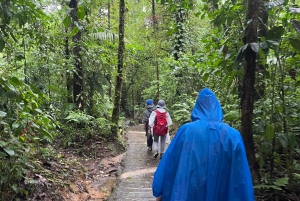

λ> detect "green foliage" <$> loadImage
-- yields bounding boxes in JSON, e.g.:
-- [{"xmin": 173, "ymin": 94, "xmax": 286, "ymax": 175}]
[
  {"xmin": 0, "ymin": 75, "xmax": 57, "ymax": 199},
  {"xmin": 171, "ymin": 93, "xmax": 196, "ymax": 125},
  {"xmin": 65, "ymin": 110, "xmax": 95, "ymax": 125},
  {"xmin": 254, "ymin": 177, "xmax": 289, "ymax": 190}
]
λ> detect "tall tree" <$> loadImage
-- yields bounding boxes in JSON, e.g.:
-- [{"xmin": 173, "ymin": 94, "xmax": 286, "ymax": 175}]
[
  {"xmin": 69, "ymin": 0, "xmax": 83, "ymax": 108},
  {"xmin": 152, "ymin": 0, "xmax": 160, "ymax": 101},
  {"xmin": 111, "ymin": 0, "xmax": 125, "ymax": 139},
  {"xmin": 241, "ymin": 0, "xmax": 261, "ymax": 185}
]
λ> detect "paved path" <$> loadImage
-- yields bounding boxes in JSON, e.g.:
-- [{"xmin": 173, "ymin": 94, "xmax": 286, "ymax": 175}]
[{"xmin": 108, "ymin": 124, "xmax": 162, "ymax": 201}]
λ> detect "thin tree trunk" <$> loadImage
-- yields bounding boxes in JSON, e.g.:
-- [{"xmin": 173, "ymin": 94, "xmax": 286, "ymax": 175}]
[
  {"xmin": 111, "ymin": 0, "xmax": 125, "ymax": 139},
  {"xmin": 241, "ymin": 0, "xmax": 261, "ymax": 185},
  {"xmin": 152, "ymin": 0, "xmax": 159, "ymax": 101},
  {"xmin": 108, "ymin": 0, "xmax": 111, "ymax": 30},
  {"xmin": 254, "ymin": 0, "xmax": 268, "ymax": 101},
  {"xmin": 70, "ymin": 0, "xmax": 83, "ymax": 109},
  {"xmin": 65, "ymin": 29, "xmax": 73, "ymax": 103}
]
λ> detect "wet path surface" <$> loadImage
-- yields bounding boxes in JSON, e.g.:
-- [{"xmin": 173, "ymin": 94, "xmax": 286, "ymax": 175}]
[{"xmin": 108, "ymin": 125, "xmax": 161, "ymax": 201}]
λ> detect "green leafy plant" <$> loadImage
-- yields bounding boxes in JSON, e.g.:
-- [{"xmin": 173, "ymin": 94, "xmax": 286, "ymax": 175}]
[{"xmin": 0, "ymin": 75, "xmax": 57, "ymax": 199}]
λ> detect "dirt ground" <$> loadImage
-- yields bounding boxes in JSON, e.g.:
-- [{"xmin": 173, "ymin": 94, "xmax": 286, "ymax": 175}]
[{"xmin": 20, "ymin": 130, "xmax": 128, "ymax": 201}]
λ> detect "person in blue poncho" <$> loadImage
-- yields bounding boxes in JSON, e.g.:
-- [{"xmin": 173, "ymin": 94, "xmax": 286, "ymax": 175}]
[{"xmin": 152, "ymin": 88, "xmax": 254, "ymax": 201}]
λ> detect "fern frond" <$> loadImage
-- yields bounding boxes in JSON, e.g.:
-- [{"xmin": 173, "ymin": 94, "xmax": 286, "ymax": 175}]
[{"xmin": 89, "ymin": 30, "xmax": 119, "ymax": 42}]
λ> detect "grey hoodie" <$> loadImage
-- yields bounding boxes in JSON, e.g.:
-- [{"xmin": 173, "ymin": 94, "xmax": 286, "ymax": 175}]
[{"xmin": 143, "ymin": 104, "xmax": 156, "ymax": 123}]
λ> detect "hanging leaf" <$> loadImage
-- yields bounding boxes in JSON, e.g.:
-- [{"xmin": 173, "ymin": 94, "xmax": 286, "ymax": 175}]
[
  {"xmin": 0, "ymin": 34, "xmax": 5, "ymax": 52},
  {"xmin": 77, "ymin": 5, "xmax": 86, "ymax": 20},
  {"xmin": 250, "ymin": 42, "xmax": 259, "ymax": 53},
  {"xmin": 291, "ymin": 20, "xmax": 300, "ymax": 35},
  {"xmin": 266, "ymin": 123, "xmax": 275, "ymax": 140},
  {"xmin": 236, "ymin": 44, "xmax": 248, "ymax": 62},
  {"xmin": 264, "ymin": 0, "xmax": 285, "ymax": 9},
  {"xmin": 289, "ymin": 8, "xmax": 300, "ymax": 13},
  {"xmin": 266, "ymin": 26, "xmax": 284, "ymax": 41},
  {"xmin": 63, "ymin": 15, "xmax": 72, "ymax": 28},
  {"xmin": 289, "ymin": 37, "xmax": 300, "ymax": 50}
]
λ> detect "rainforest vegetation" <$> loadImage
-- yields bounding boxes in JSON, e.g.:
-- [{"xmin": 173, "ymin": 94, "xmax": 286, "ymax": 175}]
[{"xmin": 0, "ymin": 0, "xmax": 300, "ymax": 200}]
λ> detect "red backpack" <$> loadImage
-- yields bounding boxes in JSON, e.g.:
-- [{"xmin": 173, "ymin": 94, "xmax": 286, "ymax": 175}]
[{"xmin": 153, "ymin": 110, "xmax": 168, "ymax": 136}]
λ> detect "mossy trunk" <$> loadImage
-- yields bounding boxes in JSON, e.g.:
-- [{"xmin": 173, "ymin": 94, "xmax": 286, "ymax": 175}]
[{"xmin": 111, "ymin": 0, "xmax": 125, "ymax": 139}]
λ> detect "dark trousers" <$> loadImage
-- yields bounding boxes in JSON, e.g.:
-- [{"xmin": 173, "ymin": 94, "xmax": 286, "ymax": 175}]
[{"xmin": 145, "ymin": 122, "xmax": 153, "ymax": 147}]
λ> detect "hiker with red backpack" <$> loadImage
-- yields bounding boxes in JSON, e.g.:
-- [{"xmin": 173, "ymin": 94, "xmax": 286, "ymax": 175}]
[{"xmin": 149, "ymin": 100, "xmax": 172, "ymax": 159}]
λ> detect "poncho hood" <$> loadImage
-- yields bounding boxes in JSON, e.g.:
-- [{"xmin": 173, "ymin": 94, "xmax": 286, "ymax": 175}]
[{"xmin": 191, "ymin": 88, "xmax": 223, "ymax": 122}]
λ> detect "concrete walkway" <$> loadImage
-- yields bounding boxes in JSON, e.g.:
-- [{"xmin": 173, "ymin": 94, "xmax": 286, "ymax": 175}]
[{"xmin": 108, "ymin": 124, "xmax": 163, "ymax": 201}]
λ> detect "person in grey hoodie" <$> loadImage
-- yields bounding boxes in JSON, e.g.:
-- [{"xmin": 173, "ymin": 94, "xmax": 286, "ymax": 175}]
[
  {"xmin": 149, "ymin": 100, "xmax": 172, "ymax": 159},
  {"xmin": 143, "ymin": 99, "xmax": 156, "ymax": 151}
]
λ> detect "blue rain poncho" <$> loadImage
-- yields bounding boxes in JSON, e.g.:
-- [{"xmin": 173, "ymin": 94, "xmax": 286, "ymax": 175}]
[{"xmin": 152, "ymin": 88, "xmax": 254, "ymax": 201}]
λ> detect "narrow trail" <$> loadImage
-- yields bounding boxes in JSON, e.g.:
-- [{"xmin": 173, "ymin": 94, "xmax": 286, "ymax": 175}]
[{"xmin": 108, "ymin": 124, "xmax": 162, "ymax": 201}]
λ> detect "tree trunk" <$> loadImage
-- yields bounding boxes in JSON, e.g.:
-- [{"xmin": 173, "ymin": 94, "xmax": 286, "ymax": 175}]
[
  {"xmin": 111, "ymin": 0, "xmax": 125, "ymax": 139},
  {"xmin": 241, "ymin": 0, "xmax": 261, "ymax": 185},
  {"xmin": 65, "ymin": 29, "xmax": 73, "ymax": 103},
  {"xmin": 70, "ymin": 0, "xmax": 83, "ymax": 109},
  {"xmin": 152, "ymin": 0, "xmax": 159, "ymax": 101},
  {"xmin": 254, "ymin": 0, "xmax": 268, "ymax": 101},
  {"xmin": 108, "ymin": 0, "xmax": 111, "ymax": 30}
]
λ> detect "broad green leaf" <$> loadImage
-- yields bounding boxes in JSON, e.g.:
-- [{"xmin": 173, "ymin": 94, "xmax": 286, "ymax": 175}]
[
  {"xmin": 77, "ymin": 6, "xmax": 86, "ymax": 20},
  {"xmin": 0, "ymin": 34, "xmax": 5, "ymax": 52},
  {"xmin": 39, "ymin": 129, "xmax": 53, "ymax": 141},
  {"xmin": 166, "ymin": 29, "xmax": 175, "ymax": 36},
  {"xmin": 4, "ymin": 148, "xmax": 14, "ymax": 156},
  {"xmin": 34, "ymin": 109, "xmax": 43, "ymax": 113},
  {"xmin": 0, "ymin": 111, "xmax": 7, "ymax": 118},
  {"xmin": 70, "ymin": 26, "xmax": 79, "ymax": 36},
  {"xmin": 11, "ymin": 77, "xmax": 22, "ymax": 86},
  {"xmin": 203, "ymin": 73, "xmax": 209, "ymax": 81},
  {"xmin": 15, "ymin": 124, "xmax": 24, "ymax": 137},
  {"xmin": 266, "ymin": 26, "xmax": 284, "ymax": 41},
  {"xmin": 266, "ymin": 123, "xmax": 274, "ymax": 140},
  {"xmin": 289, "ymin": 38, "xmax": 300, "ymax": 50},
  {"xmin": 63, "ymin": 16, "xmax": 72, "ymax": 28}
]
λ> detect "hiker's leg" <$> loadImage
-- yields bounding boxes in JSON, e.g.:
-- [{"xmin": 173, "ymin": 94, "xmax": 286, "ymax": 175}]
[
  {"xmin": 145, "ymin": 122, "xmax": 149, "ymax": 137},
  {"xmin": 153, "ymin": 134, "xmax": 159, "ymax": 151},
  {"xmin": 160, "ymin": 135, "xmax": 166, "ymax": 154}
]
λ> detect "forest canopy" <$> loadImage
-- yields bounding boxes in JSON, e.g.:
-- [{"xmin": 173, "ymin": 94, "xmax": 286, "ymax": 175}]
[{"xmin": 0, "ymin": 0, "xmax": 300, "ymax": 200}]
